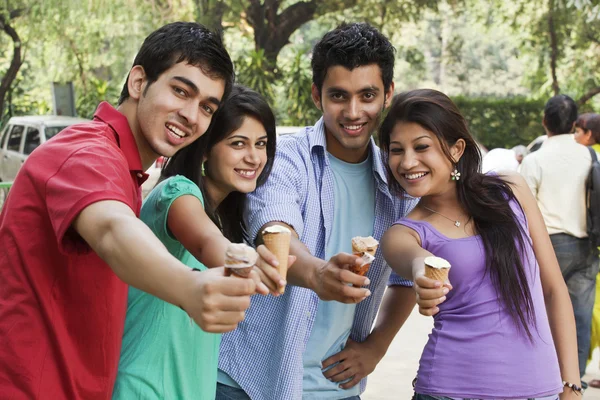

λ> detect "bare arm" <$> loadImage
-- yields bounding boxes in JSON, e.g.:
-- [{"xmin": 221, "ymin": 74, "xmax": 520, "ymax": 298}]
[
  {"xmin": 509, "ymin": 172, "xmax": 581, "ymax": 392},
  {"xmin": 168, "ymin": 195, "xmax": 229, "ymax": 268},
  {"xmin": 257, "ymin": 221, "xmax": 371, "ymax": 303},
  {"xmin": 73, "ymin": 200, "xmax": 255, "ymax": 333},
  {"xmin": 168, "ymin": 195, "xmax": 284, "ymax": 294},
  {"xmin": 381, "ymin": 225, "xmax": 449, "ymax": 316},
  {"xmin": 367, "ymin": 285, "xmax": 416, "ymax": 356},
  {"xmin": 321, "ymin": 285, "xmax": 416, "ymax": 388}
]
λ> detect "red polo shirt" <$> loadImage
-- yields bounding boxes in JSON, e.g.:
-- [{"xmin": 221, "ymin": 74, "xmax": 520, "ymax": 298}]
[{"xmin": 0, "ymin": 102, "xmax": 148, "ymax": 399}]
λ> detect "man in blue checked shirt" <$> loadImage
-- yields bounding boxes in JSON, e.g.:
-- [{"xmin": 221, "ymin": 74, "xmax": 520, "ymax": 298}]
[{"xmin": 216, "ymin": 22, "xmax": 418, "ymax": 400}]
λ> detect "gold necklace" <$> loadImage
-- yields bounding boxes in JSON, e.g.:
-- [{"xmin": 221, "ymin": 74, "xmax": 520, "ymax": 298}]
[{"xmin": 422, "ymin": 205, "xmax": 461, "ymax": 228}]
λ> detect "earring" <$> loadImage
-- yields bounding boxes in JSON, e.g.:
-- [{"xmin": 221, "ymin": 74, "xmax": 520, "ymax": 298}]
[
  {"xmin": 450, "ymin": 166, "xmax": 461, "ymax": 181},
  {"xmin": 201, "ymin": 162, "xmax": 206, "ymax": 176}
]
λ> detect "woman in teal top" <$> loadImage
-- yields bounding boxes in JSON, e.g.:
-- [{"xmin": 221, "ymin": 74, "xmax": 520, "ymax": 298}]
[{"xmin": 112, "ymin": 85, "xmax": 286, "ymax": 399}]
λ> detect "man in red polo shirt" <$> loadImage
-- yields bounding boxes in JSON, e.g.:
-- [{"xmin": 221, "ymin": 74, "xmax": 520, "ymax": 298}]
[{"xmin": 0, "ymin": 22, "xmax": 256, "ymax": 399}]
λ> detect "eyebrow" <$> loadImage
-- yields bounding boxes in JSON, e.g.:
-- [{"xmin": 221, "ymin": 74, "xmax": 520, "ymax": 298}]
[
  {"xmin": 228, "ymin": 134, "xmax": 269, "ymax": 141},
  {"xmin": 172, "ymin": 76, "xmax": 222, "ymax": 106},
  {"xmin": 325, "ymin": 86, "xmax": 381, "ymax": 96},
  {"xmin": 390, "ymin": 135, "xmax": 431, "ymax": 145}
]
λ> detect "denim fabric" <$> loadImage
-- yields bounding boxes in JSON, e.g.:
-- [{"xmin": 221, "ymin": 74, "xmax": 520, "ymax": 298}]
[
  {"xmin": 412, "ymin": 394, "xmax": 558, "ymax": 400},
  {"xmin": 216, "ymin": 384, "xmax": 360, "ymax": 400},
  {"xmin": 216, "ymin": 383, "xmax": 251, "ymax": 400},
  {"xmin": 550, "ymin": 233, "xmax": 599, "ymax": 376}
]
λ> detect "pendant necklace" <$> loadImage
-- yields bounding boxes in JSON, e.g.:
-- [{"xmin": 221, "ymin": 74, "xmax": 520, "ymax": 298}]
[{"xmin": 422, "ymin": 205, "xmax": 462, "ymax": 228}]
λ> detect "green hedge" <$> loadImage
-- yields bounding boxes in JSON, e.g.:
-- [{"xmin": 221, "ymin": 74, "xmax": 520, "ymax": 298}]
[{"xmin": 452, "ymin": 96, "xmax": 546, "ymax": 150}]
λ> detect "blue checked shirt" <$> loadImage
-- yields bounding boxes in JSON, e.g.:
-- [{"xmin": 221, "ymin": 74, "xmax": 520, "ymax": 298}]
[{"xmin": 218, "ymin": 118, "xmax": 417, "ymax": 400}]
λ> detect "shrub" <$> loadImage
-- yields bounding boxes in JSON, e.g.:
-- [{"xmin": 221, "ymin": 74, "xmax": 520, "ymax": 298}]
[{"xmin": 452, "ymin": 96, "xmax": 546, "ymax": 149}]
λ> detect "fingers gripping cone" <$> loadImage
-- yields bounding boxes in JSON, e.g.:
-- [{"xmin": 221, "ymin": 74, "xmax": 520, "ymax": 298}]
[
  {"xmin": 262, "ymin": 225, "xmax": 292, "ymax": 294},
  {"xmin": 424, "ymin": 256, "xmax": 451, "ymax": 283}
]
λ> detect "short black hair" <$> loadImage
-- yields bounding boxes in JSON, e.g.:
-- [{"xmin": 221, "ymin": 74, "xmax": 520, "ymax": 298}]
[
  {"xmin": 543, "ymin": 94, "xmax": 578, "ymax": 135},
  {"xmin": 118, "ymin": 22, "xmax": 234, "ymax": 104},
  {"xmin": 311, "ymin": 22, "xmax": 395, "ymax": 94}
]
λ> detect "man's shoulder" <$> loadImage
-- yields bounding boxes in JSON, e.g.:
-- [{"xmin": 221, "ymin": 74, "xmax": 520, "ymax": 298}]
[
  {"xmin": 24, "ymin": 121, "xmax": 125, "ymax": 180},
  {"xmin": 275, "ymin": 128, "xmax": 316, "ymax": 165}
]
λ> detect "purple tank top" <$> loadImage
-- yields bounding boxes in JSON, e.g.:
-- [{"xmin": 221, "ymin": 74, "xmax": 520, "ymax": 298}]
[{"xmin": 396, "ymin": 198, "xmax": 562, "ymax": 399}]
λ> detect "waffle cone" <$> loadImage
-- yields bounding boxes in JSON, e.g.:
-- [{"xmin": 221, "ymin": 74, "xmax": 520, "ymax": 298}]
[
  {"xmin": 424, "ymin": 264, "xmax": 449, "ymax": 282},
  {"xmin": 350, "ymin": 259, "xmax": 371, "ymax": 277},
  {"xmin": 263, "ymin": 232, "xmax": 291, "ymax": 293}
]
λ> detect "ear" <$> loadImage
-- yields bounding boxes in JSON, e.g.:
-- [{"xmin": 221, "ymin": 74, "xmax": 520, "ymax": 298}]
[
  {"xmin": 127, "ymin": 65, "xmax": 147, "ymax": 101},
  {"xmin": 384, "ymin": 81, "xmax": 395, "ymax": 108},
  {"xmin": 450, "ymin": 139, "xmax": 466, "ymax": 163},
  {"xmin": 311, "ymin": 83, "xmax": 322, "ymax": 111}
]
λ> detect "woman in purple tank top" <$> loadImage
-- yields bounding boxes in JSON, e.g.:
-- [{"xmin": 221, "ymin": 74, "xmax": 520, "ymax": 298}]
[{"xmin": 378, "ymin": 89, "xmax": 581, "ymax": 400}]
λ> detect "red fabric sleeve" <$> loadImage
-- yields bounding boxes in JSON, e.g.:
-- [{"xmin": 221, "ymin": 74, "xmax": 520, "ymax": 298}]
[{"xmin": 45, "ymin": 142, "xmax": 137, "ymax": 255}]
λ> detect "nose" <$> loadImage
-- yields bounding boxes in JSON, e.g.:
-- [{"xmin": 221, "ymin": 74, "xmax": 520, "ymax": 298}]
[
  {"xmin": 178, "ymin": 101, "xmax": 199, "ymax": 130},
  {"xmin": 244, "ymin": 145, "xmax": 261, "ymax": 166},
  {"xmin": 400, "ymin": 150, "xmax": 419, "ymax": 170},
  {"xmin": 344, "ymin": 98, "xmax": 360, "ymax": 120}
]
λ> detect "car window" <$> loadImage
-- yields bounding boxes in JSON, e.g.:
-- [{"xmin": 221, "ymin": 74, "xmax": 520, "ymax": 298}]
[
  {"xmin": 23, "ymin": 126, "xmax": 41, "ymax": 155},
  {"xmin": 0, "ymin": 125, "xmax": 12, "ymax": 149},
  {"xmin": 44, "ymin": 126, "xmax": 68, "ymax": 140},
  {"xmin": 7, "ymin": 125, "xmax": 25, "ymax": 152}
]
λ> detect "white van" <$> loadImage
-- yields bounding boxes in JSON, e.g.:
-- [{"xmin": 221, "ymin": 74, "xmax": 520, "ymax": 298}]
[{"xmin": 0, "ymin": 115, "xmax": 88, "ymax": 182}]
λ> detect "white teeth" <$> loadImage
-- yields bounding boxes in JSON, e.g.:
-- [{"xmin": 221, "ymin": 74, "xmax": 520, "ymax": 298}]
[
  {"xmin": 405, "ymin": 172, "xmax": 427, "ymax": 180},
  {"xmin": 166, "ymin": 124, "xmax": 185, "ymax": 138},
  {"xmin": 237, "ymin": 170, "xmax": 256, "ymax": 177},
  {"xmin": 344, "ymin": 124, "xmax": 363, "ymax": 130}
]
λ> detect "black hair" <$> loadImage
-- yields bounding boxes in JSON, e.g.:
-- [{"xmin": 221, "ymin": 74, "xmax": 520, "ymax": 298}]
[
  {"xmin": 118, "ymin": 22, "xmax": 234, "ymax": 104},
  {"xmin": 576, "ymin": 113, "xmax": 600, "ymax": 144},
  {"xmin": 311, "ymin": 22, "xmax": 395, "ymax": 95},
  {"xmin": 380, "ymin": 89, "xmax": 536, "ymax": 340},
  {"xmin": 160, "ymin": 85, "xmax": 276, "ymax": 243},
  {"xmin": 543, "ymin": 94, "xmax": 578, "ymax": 135}
]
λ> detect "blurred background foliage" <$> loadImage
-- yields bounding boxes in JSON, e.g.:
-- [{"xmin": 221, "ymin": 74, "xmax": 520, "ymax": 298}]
[{"xmin": 1, "ymin": 0, "xmax": 599, "ymax": 149}]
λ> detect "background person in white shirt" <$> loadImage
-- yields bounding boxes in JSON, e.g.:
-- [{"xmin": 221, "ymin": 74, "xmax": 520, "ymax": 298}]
[
  {"xmin": 482, "ymin": 145, "xmax": 528, "ymax": 173},
  {"xmin": 520, "ymin": 94, "xmax": 598, "ymax": 382}
]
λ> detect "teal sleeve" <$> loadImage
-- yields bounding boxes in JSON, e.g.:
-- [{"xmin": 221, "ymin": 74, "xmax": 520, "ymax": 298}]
[{"xmin": 140, "ymin": 175, "xmax": 205, "ymax": 251}]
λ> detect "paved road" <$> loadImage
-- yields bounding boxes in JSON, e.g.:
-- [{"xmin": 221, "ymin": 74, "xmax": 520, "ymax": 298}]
[{"xmin": 363, "ymin": 307, "xmax": 600, "ymax": 399}]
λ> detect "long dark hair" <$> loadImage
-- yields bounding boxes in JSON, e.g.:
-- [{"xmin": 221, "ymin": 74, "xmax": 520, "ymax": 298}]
[
  {"xmin": 380, "ymin": 89, "xmax": 536, "ymax": 340},
  {"xmin": 160, "ymin": 85, "xmax": 276, "ymax": 243}
]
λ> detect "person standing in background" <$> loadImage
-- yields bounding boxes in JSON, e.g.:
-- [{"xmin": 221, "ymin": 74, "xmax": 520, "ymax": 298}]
[{"xmin": 520, "ymin": 95, "xmax": 598, "ymax": 382}]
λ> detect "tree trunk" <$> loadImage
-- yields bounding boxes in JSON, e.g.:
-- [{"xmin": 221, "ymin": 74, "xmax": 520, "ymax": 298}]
[
  {"xmin": 193, "ymin": 0, "xmax": 226, "ymax": 32},
  {"xmin": 577, "ymin": 86, "xmax": 600, "ymax": 106},
  {"xmin": 245, "ymin": 0, "xmax": 320, "ymax": 74},
  {"xmin": 547, "ymin": 0, "xmax": 560, "ymax": 95},
  {"xmin": 0, "ymin": 13, "xmax": 22, "ymax": 120}
]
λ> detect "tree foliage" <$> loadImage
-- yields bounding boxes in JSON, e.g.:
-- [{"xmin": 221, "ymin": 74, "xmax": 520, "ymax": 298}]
[{"xmin": 0, "ymin": 0, "xmax": 598, "ymax": 145}]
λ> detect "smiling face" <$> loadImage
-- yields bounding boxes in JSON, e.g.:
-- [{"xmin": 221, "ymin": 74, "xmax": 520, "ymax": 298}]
[
  {"xmin": 204, "ymin": 116, "xmax": 268, "ymax": 202},
  {"xmin": 388, "ymin": 121, "xmax": 464, "ymax": 199},
  {"xmin": 130, "ymin": 62, "xmax": 225, "ymax": 166},
  {"xmin": 312, "ymin": 64, "xmax": 394, "ymax": 163}
]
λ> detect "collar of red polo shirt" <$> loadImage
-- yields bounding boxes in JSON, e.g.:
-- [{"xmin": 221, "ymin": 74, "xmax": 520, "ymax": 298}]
[{"xmin": 93, "ymin": 101, "xmax": 149, "ymax": 185}]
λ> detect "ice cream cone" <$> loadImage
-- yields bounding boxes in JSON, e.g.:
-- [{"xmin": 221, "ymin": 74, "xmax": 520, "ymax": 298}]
[
  {"xmin": 224, "ymin": 243, "xmax": 258, "ymax": 278},
  {"xmin": 351, "ymin": 236, "xmax": 379, "ymax": 257},
  {"xmin": 350, "ymin": 236, "xmax": 379, "ymax": 286},
  {"xmin": 423, "ymin": 256, "xmax": 451, "ymax": 283},
  {"xmin": 262, "ymin": 225, "xmax": 292, "ymax": 294}
]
